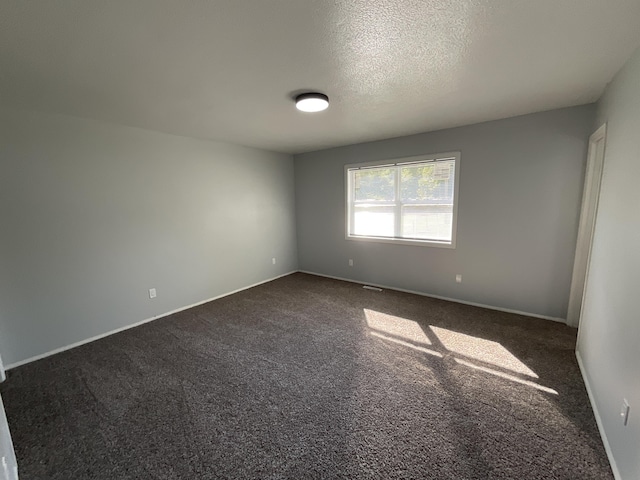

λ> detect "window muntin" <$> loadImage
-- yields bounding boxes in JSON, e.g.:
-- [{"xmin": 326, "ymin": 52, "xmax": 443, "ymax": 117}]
[{"xmin": 346, "ymin": 153, "xmax": 459, "ymax": 247}]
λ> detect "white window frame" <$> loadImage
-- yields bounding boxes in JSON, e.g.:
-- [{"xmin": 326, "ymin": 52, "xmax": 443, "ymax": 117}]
[{"xmin": 345, "ymin": 152, "xmax": 461, "ymax": 248}]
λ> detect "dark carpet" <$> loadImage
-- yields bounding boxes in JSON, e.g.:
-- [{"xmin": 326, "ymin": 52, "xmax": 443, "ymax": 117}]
[{"xmin": 0, "ymin": 273, "xmax": 612, "ymax": 479}]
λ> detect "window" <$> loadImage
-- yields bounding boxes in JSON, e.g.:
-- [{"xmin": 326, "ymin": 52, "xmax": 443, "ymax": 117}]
[{"xmin": 346, "ymin": 152, "xmax": 460, "ymax": 247}]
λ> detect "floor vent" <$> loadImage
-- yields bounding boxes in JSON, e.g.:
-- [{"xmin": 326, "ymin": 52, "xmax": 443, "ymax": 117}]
[{"xmin": 362, "ymin": 285, "xmax": 383, "ymax": 292}]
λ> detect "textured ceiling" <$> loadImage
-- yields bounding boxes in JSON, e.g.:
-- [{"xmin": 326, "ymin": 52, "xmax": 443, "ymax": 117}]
[{"xmin": 1, "ymin": 1, "xmax": 639, "ymax": 154}]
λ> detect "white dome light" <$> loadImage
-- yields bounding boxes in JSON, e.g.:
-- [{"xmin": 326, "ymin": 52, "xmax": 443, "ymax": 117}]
[{"xmin": 295, "ymin": 93, "xmax": 329, "ymax": 112}]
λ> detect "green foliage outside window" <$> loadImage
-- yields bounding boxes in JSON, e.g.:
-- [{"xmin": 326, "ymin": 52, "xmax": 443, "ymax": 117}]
[
  {"xmin": 401, "ymin": 164, "xmax": 452, "ymax": 202},
  {"xmin": 353, "ymin": 168, "xmax": 395, "ymax": 201},
  {"xmin": 353, "ymin": 163, "xmax": 453, "ymax": 203}
]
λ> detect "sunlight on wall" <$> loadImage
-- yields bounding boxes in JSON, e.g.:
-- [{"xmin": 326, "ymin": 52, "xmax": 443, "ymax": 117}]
[
  {"xmin": 430, "ymin": 326, "xmax": 538, "ymax": 378},
  {"xmin": 364, "ymin": 309, "xmax": 431, "ymax": 344}
]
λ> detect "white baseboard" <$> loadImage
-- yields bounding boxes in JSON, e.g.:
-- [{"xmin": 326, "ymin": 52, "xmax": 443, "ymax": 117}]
[
  {"xmin": 298, "ymin": 270, "xmax": 566, "ymax": 323},
  {"xmin": 5, "ymin": 271, "xmax": 297, "ymax": 371},
  {"xmin": 575, "ymin": 350, "xmax": 621, "ymax": 480},
  {"xmin": 4, "ymin": 269, "xmax": 565, "ymax": 371}
]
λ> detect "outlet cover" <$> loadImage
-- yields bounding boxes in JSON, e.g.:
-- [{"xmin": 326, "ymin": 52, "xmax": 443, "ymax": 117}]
[{"xmin": 149, "ymin": 288, "xmax": 157, "ymax": 299}]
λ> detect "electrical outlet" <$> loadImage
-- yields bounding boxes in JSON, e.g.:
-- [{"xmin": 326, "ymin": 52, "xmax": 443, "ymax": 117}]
[
  {"xmin": 621, "ymin": 399, "xmax": 630, "ymax": 426},
  {"xmin": 349, "ymin": 259, "xmax": 354, "ymax": 267},
  {"xmin": 272, "ymin": 257, "xmax": 276, "ymax": 265},
  {"xmin": 455, "ymin": 274, "xmax": 462, "ymax": 283},
  {"xmin": 149, "ymin": 288, "xmax": 157, "ymax": 299}
]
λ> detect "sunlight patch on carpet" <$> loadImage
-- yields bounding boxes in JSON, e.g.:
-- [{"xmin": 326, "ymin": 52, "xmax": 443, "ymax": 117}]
[{"xmin": 365, "ymin": 309, "xmax": 431, "ymax": 345}]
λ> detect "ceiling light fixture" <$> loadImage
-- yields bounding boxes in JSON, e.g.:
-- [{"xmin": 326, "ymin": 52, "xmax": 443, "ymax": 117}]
[{"xmin": 295, "ymin": 92, "xmax": 329, "ymax": 112}]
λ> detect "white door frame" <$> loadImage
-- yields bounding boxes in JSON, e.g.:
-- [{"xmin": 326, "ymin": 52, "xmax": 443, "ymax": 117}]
[
  {"xmin": 567, "ymin": 123, "xmax": 607, "ymax": 328},
  {"xmin": 0, "ymin": 341, "xmax": 18, "ymax": 480},
  {"xmin": 0, "ymin": 344, "xmax": 5, "ymax": 383}
]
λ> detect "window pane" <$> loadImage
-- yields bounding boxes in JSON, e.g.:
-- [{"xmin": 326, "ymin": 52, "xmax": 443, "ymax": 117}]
[
  {"xmin": 353, "ymin": 205, "xmax": 394, "ymax": 237},
  {"xmin": 400, "ymin": 160, "xmax": 454, "ymax": 203},
  {"xmin": 353, "ymin": 168, "xmax": 395, "ymax": 202},
  {"xmin": 401, "ymin": 204, "xmax": 453, "ymax": 241},
  {"xmin": 347, "ymin": 154, "xmax": 458, "ymax": 246}
]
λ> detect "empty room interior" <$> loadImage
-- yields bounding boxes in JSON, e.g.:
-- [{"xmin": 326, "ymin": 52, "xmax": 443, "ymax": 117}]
[{"xmin": 1, "ymin": 1, "xmax": 639, "ymax": 479}]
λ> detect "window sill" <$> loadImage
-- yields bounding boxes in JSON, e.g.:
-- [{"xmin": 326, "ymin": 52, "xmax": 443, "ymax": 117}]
[{"xmin": 346, "ymin": 234, "xmax": 456, "ymax": 249}]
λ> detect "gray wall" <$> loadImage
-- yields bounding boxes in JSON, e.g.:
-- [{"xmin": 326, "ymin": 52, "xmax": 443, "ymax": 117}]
[
  {"xmin": 577, "ymin": 47, "xmax": 640, "ymax": 480},
  {"xmin": 295, "ymin": 105, "xmax": 595, "ymax": 319},
  {"xmin": 0, "ymin": 109, "xmax": 297, "ymax": 366}
]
